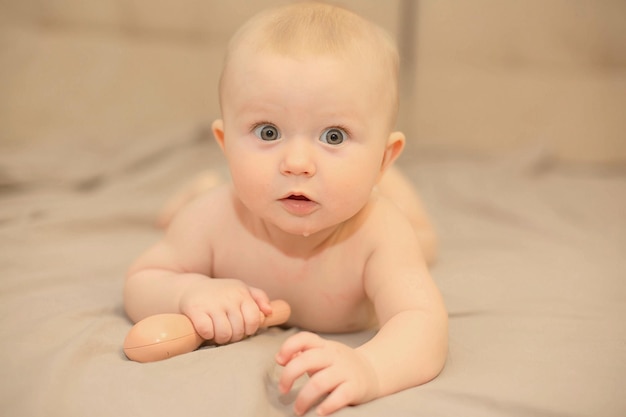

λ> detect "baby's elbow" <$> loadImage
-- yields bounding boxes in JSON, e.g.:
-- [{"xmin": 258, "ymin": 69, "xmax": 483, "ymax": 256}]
[
  {"xmin": 434, "ymin": 324, "xmax": 449, "ymax": 378},
  {"xmin": 420, "ymin": 311, "xmax": 448, "ymax": 384},
  {"xmin": 428, "ymin": 343, "xmax": 448, "ymax": 382},
  {"xmin": 416, "ymin": 344, "xmax": 447, "ymax": 386}
]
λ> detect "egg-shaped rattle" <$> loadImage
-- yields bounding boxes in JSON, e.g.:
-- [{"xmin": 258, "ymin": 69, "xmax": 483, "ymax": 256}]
[{"xmin": 124, "ymin": 299, "xmax": 291, "ymax": 362}]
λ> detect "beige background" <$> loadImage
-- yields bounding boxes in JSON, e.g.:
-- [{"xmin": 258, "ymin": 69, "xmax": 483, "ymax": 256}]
[{"xmin": 1, "ymin": 0, "xmax": 625, "ymax": 162}]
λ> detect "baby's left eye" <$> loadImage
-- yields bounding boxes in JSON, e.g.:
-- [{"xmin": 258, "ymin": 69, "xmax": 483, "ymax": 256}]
[{"xmin": 320, "ymin": 128, "xmax": 346, "ymax": 145}]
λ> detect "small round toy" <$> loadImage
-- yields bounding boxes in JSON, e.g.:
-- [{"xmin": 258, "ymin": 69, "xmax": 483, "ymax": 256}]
[{"xmin": 124, "ymin": 300, "xmax": 291, "ymax": 362}]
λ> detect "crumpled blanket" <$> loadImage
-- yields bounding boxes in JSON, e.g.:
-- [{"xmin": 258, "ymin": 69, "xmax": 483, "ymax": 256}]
[{"xmin": 1, "ymin": 128, "xmax": 625, "ymax": 416}]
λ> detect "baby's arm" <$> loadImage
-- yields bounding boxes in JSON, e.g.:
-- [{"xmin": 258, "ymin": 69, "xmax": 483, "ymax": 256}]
[
  {"xmin": 276, "ymin": 201, "xmax": 447, "ymax": 415},
  {"xmin": 124, "ymin": 192, "xmax": 272, "ymax": 344},
  {"xmin": 156, "ymin": 170, "xmax": 224, "ymax": 228},
  {"xmin": 357, "ymin": 258, "xmax": 448, "ymax": 396},
  {"xmin": 377, "ymin": 165, "xmax": 438, "ymax": 265}
]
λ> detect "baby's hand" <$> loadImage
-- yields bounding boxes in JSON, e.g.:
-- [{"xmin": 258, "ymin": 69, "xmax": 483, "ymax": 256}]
[
  {"xmin": 179, "ymin": 277, "xmax": 272, "ymax": 344},
  {"xmin": 276, "ymin": 332, "xmax": 379, "ymax": 416}
]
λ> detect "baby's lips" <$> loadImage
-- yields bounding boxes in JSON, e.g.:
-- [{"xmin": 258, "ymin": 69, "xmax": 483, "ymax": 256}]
[{"xmin": 280, "ymin": 191, "xmax": 315, "ymax": 202}]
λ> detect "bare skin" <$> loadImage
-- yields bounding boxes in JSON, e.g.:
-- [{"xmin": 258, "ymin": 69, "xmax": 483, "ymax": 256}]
[
  {"xmin": 125, "ymin": 4, "xmax": 447, "ymax": 415},
  {"xmin": 156, "ymin": 165, "xmax": 438, "ymax": 265},
  {"xmin": 126, "ymin": 175, "xmax": 447, "ymax": 415}
]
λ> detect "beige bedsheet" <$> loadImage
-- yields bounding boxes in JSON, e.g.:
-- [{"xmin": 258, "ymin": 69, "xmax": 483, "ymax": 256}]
[{"xmin": 1, "ymin": 129, "xmax": 625, "ymax": 416}]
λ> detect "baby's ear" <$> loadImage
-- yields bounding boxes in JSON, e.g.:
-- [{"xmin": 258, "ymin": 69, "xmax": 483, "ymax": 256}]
[
  {"xmin": 380, "ymin": 131, "xmax": 405, "ymax": 173},
  {"xmin": 212, "ymin": 119, "xmax": 225, "ymax": 151}
]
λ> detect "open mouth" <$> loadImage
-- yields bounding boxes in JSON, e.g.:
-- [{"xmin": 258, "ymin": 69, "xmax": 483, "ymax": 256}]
[
  {"xmin": 280, "ymin": 193, "xmax": 317, "ymax": 215},
  {"xmin": 287, "ymin": 194, "xmax": 311, "ymax": 201}
]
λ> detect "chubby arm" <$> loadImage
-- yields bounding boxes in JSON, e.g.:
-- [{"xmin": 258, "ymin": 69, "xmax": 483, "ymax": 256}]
[
  {"xmin": 377, "ymin": 166, "xmax": 439, "ymax": 265},
  {"xmin": 276, "ymin": 201, "xmax": 447, "ymax": 415},
  {"xmin": 124, "ymin": 191, "xmax": 272, "ymax": 344},
  {"xmin": 358, "ymin": 242, "xmax": 448, "ymax": 396}
]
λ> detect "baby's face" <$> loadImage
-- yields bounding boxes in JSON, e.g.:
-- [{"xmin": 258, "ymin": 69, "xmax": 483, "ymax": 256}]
[{"xmin": 217, "ymin": 48, "xmax": 393, "ymax": 237}]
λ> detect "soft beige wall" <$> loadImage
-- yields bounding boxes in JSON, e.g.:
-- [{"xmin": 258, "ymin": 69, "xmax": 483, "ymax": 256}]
[
  {"xmin": 409, "ymin": 0, "xmax": 626, "ymax": 163},
  {"xmin": 0, "ymin": 0, "xmax": 399, "ymax": 147},
  {"xmin": 1, "ymin": 0, "xmax": 624, "ymax": 162}
]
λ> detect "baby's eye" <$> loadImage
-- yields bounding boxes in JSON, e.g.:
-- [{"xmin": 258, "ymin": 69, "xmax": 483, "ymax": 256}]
[
  {"xmin": 320, "ymin": 128, "xmax": 346, "ymax": 145},
  {"xmin": 254, "ymin": 124, "xmax": 281, "ymax": 141}
]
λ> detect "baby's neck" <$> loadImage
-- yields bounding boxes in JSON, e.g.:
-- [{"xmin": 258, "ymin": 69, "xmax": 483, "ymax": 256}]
[
  {"xmin": 230, "ymin": 191, "xmax": 349, "ymax": 258},
  {"xmin": 256, "ymin": 219, "xmax": 343, "ymax": 259}
]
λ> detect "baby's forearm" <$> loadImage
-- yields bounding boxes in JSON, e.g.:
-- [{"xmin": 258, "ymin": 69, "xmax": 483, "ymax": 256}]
[
  {"xmin": 357, "ymin": 309, "xmax": 448, "ymax": 397},
  {"xmin": 124, "ymin": 269, "xmax": 206, "ymax": 323}
]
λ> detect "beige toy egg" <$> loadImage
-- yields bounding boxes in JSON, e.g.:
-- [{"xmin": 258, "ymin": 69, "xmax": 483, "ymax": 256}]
[
  {"xmin": 123, "ymin": 300, "xmax": 291, "ymax": 363},
  {"xmin": 123, "ymin": 314, "xmax": 204, "ymax": 363}
]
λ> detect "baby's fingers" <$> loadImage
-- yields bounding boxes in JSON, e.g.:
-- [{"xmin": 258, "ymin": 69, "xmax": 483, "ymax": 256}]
[
  {"xmin": 187, "ymin": 311, "xmax": 215, "ymax": 340},
  {"xmin": 248, "ymin": 286, "xmax": 272, "ymax": 316},
  {"xmin": 189, "ymin": 309, "xmax": 251, "ymax": 344},
  {"xmin": 240, "ymin": 298, "xmax": 263, "ymax": 336},
  {"xmin": 226, "ymin": 309, "xmax": 246, "ymax": 342},
  {"xmin": 314, "ymin": 382, "xmax": 357, "ymax": 416},
  {"xmin": 294, "ymin": 369, "xmax": 344, "ymax": 416},
  {"xmin": 278, "ymin": 347, "xmax": 330, "ymax": 394},
  {"xmin": 276, "ymin": 331, "xmax": 324, "ymax": 365},
  {"xmin": 210, "ymin": 311, "xmax": 235, "ymax": 344}
]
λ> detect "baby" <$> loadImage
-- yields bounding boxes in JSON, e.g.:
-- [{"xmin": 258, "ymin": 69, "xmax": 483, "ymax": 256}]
[{"xmin": 124, "ymin": 3, "xmax": 447, "ymax": 416}]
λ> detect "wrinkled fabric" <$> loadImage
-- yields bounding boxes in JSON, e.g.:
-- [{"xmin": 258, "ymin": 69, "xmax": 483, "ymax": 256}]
[{"xmin": 1, "ymin": 131, "xmax": 625, "ymax": 417}]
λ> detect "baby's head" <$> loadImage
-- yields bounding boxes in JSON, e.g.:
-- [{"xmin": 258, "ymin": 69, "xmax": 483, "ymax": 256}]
[
  {"xmin": 218, "ymin": 2, "xmax": 400, "ymax": 130},
  {"xmin": 213, "ymin": 2, "xmax": 406, "ymax": 237}
]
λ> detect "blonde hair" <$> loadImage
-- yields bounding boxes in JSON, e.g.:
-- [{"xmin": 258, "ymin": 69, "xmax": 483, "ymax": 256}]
[{"xmin": 219, "ymin": 2, "xmax": 400, "ymax": 126}]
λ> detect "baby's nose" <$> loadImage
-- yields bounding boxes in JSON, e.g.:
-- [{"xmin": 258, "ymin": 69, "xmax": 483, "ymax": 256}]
[{"xmin": 280, "ymin": 139, "xmax": 316, "ymax": 176}]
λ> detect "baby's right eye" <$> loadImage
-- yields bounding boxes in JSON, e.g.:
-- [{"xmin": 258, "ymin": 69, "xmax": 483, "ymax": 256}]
[{"xmin": 253, "ymin": 124, "xmax": 281, "ymax": 141}]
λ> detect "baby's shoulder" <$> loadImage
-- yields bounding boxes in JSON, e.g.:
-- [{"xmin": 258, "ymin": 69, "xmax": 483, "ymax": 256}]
[
  {"xmin": 190, "ymin": 183, "xmax": 232, "ymax": 208},
  {"xmin": 167, "ymin": 184, "xmax": 236, "ymax": 232},
  {"xmin": 356, "ymin": 194, "xmax": 415, "ymax": 238}
]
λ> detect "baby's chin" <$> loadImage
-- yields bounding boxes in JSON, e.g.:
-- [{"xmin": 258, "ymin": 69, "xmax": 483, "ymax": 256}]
[
  {"xmin": 279, "ymin": 225, "xmax": 324, "ymax": 239},
  {"xmin": 266, "ymin": 217, "xmax": 334, "ymax": 239},
  {"xmin": 260, "ymin": 208, "xmax": 360, "ymax": 242}
]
